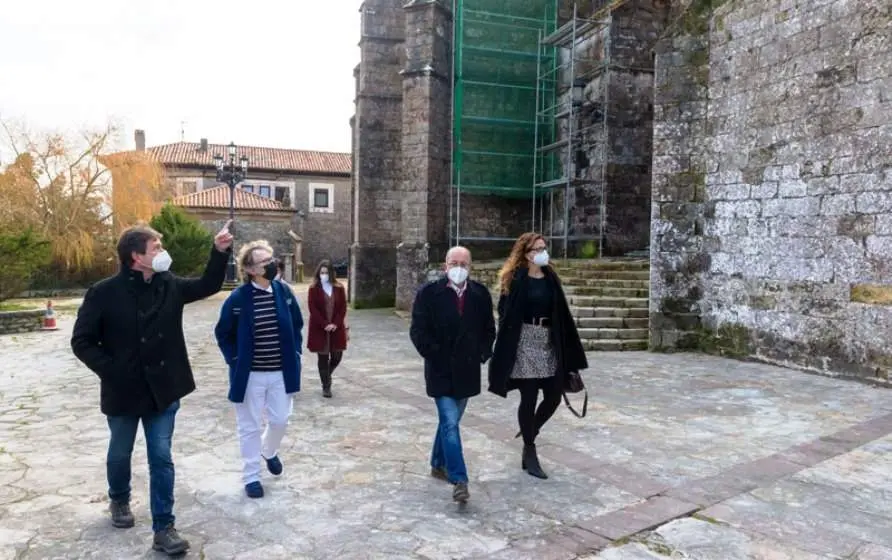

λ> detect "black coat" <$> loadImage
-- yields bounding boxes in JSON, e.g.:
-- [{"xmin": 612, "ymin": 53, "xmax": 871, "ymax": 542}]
[
  {"xmin": 488, "ymin": 266, "xmax": 588, "ymax": 397},
  {"xmin": 71, "ymin": 248, "xmax": 230, "ymax": 416},
  {"xmin": 409, "ymin": 278, "xmax": 496, "ymax": 399}
]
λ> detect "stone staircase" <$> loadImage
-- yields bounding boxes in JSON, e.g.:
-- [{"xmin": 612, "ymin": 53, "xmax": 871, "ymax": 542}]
[
  {"xmin": 474, "ymin": 258, "xmax": 651, "ymax": 351},
  {"xmin": 553, "ymin": 260, "xmax": 650, "ymax": 351}
]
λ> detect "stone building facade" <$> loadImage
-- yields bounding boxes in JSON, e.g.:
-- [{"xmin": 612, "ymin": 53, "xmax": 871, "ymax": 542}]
[
  {"xmin": 649, "ymin": 0, "xmax": 892, "ymax": 382},
  {"xmin": 350, "ymin": 0, "xmax": 664, "ymax": 309},
  {"xmin": 353, "ymin": 0, "xmax": 892, "ymax": 382},
  {"xmin": 107, "ymin": 134, "xmax": 352, "ymax": 273},
  {"xmin": 170, "ymin": 186, "xmax": 300, "ymax": 279}
]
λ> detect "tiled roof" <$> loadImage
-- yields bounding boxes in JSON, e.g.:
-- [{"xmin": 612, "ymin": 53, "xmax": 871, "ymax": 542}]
[
  {"xmin": 171, "ymin": 185, "xmax": 295, "ymax": 212},
  {"xmin": 137, "ymin": 142, "xmax": 351, "ymax": 175}
]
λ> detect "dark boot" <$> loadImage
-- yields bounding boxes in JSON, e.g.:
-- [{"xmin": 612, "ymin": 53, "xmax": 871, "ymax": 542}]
[
  {"xmin": 522, "ymin": 444, "xmax": 548, "ymax": 479},
  {"xmin": 152, "ymin": 524, "xmax": 190, "ymax": 556},
  {"xmin": 109, "ymin": 500, "xmax": 134, "ymax": 528},
  {"xmin": 515, "ymin": 428, "xmax": 540, "ymax": 440},
  {"xmin": 430, "ymin": 467, "xmax": 449, "ymax": 482},
  {"xmin": 319, "ymin": 368, "xmax": 332, "ymax": 398}
]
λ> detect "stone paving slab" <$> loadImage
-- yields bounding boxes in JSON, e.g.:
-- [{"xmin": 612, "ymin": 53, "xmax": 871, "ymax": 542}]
[{"xmin": 1, "ymin": 291, "xmax": 892, "ymax": 558}]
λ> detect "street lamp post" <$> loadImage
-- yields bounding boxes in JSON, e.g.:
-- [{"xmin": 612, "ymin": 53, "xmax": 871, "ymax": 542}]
[{"xmin": 214, "ymin": 142, "xmax": 249, "ymax": 283}]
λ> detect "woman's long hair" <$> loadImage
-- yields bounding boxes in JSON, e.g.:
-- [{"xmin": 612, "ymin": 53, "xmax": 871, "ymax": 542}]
[
  {"xmin": 497, "ymin": 232, "xmax": 546, "ymax": 294},
  {"xmin": 312, "ymin": 259, "xmax": 342, "ymax": 287}
]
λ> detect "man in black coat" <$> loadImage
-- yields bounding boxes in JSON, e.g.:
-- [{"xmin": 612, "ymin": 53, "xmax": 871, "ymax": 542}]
[
  {"xmin": 409, "ymin": 246, "xmax": 495, "ymax": 504},
  {"xmin": 71, "ymin": 220, "xmax": 233, "ymax": 556}
]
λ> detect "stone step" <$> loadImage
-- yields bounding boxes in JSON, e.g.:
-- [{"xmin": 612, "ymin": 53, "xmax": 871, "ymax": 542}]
[
  {"xmin": 578, "ymin": 327, "xmax": 649, "ymax": 340},
  {"xmin": 576, "ymin": 316, "xmax": 649, "ymax": 329},
  {"xmin": 564, "ymin": 286, "xmax": 649, "ymax": 298},
  {"xmin": 582, "ymin": 338, "xmax": 649, "ymax": 351},
  {"xmin": 563, "ymin": 278, "xmax": 651, "ymax": 289},
  {"xmin": 570, "ymin": 306, "xmax": 649, "ymax": 319},
  {"xmin": 561, "ymin": 270, "xmax": 651, "ymax": 281},
  {"xmin": 553, "ymin": 260, "xmax": 650, "ymax": 271},
  {"xmin": 568, "ymin": 295, "xmax": 649, "ymax": 309}
]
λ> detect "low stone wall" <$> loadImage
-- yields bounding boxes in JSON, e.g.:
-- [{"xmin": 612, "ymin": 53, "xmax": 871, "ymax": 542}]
[
  {"xmin": 0, "ymin": 310, "xmax": 44, "ymax": 335},
  {"xmin": 472, "ymin": 261, "xmax": 502, "ymax": 290}
]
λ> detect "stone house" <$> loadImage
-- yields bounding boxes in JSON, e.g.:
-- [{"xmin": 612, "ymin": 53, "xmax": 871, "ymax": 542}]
[
  {"xmin": 169, "ymin": 185, "xmax": 300, "ymax": 279},
  {"xmin": 107, "ymin": 131, "xmax": 352, "ymax": 274}
]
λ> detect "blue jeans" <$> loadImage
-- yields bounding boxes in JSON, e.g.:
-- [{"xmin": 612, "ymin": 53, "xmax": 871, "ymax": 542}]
[
  {"xmin": 106, "ymin": 400, "xmax": 179, "ymax": 532},
  {"xmin": 430, "ymin": 397, "xmax": 469, "ymax": 484}
]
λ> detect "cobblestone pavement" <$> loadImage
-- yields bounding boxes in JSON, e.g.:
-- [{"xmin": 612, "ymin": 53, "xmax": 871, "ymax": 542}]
[{"xmin": 2, "ymin": 288, "xmax": 892, "ymax": 559}]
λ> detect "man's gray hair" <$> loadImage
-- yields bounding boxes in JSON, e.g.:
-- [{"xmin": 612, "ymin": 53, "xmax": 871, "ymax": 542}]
[{"xmin": 445, "ymin": 245, "xmax": 471, "ymax": 262}]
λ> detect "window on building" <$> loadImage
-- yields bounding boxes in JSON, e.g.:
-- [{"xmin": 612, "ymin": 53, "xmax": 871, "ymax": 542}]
[
  {"xmin": 242, "ymin": 184, "xmax": 254, "ymax": 193},
  {"xmin": 259, "ymin": 185, "xmax": 271, "ymax": 198},
  {"xmin": 274, "ymin": 186, "xmax": 289, "ymax": 203},
  {"xmin": 314, "ymin": 189, "xmax": 329, "ymax": 208},
  {"xmin": 309, "ymin": 183, "xmax": 334, "ymax": 213},
  {"xmin": 180, "ymin": 181, "xmax": 197, "ymax": 195}
]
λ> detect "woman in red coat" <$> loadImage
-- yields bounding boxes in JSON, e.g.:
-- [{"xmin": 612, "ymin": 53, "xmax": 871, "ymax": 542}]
[{"xmin": 306, "ymin": 260, "xmax": 348, "ymax": 398}]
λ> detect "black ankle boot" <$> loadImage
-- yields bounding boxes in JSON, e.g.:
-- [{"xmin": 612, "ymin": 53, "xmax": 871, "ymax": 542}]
[
  {"xmin": 319, "ymin": 370, "xmax": 332, "ymax": 398},
  {"xmin": 521, "ymin": 444, "xmax": 548, "ymax": 479}
]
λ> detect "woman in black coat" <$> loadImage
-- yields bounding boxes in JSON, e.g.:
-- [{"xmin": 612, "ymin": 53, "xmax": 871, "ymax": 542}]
[{"xmin": 488, "ymin": 232, "xmax": 588, "ymax": 479}]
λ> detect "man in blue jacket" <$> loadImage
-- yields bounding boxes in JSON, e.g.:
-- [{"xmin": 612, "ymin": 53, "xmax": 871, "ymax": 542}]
[{"xmin": 215, "ymin": 240, "xmax": 303, "ymax": 498}]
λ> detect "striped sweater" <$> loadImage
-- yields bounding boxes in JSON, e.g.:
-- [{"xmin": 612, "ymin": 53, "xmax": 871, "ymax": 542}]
[{"xmin": 250, "ymin": 287, "xmax": 283, "ymax": 371}]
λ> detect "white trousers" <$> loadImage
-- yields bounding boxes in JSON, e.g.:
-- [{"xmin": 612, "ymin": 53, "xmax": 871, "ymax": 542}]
[{"xmin": 234, "ymin": 371, "xmax": 293, "ymax": 484}]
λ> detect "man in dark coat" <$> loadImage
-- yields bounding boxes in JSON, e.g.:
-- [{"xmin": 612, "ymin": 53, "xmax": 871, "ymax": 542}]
[
  {"xmin": 409, "ymin": 246, "xmax": 495, "ymax": 504},
  {"xmin": 70, "ymin": 220, "xmax": 233, "ymax": 556}
]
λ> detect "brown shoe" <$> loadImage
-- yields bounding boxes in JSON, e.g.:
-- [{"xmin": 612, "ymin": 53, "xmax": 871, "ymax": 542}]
[
  {"xmin": 452, "ymin": 482, "xmax": 470, "ymax": 503},
  {"xmin": 109, "ymin": 500, "xmax": 134, "ymax": 528},
  {"xmin": 430, "ymin": 467, "xmax": 449, "ymax": 482}
]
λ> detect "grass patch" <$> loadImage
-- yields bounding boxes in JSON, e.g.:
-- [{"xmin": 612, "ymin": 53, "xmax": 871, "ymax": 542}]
[
  {"xmin": 851, "ymin": 283, "xmax": 892, "ymax": 305},
  {"xmin": 692, "ymin": 512, "xmax": 723, "ymax": 525},
  {"xmin": 0, "ymin": 303, "xmax": 35, "ymax": 312},
  {"xmin": 644, "ymin": 541, "xmax": 676, "ymax": 556}
]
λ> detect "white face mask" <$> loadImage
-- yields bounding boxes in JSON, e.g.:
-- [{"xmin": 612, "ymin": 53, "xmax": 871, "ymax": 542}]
[
  {"xmin": 447, "ymin": 266, "xmax": 469, "ymax": 285},
  {"xmin": 151, "ymin": 250, "xmax": 173, "ymax": 273},
  {"xmin": 320, "ymin": 273, "xmax": 330, "ymax": 284},
  {"xmin": 532, "ymin": 251, "xmax": 549, "ymax": 267}
]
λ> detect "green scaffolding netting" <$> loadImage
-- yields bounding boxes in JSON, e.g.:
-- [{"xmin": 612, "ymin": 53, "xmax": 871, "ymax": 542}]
[{"xmin": 453, "ymin": 0, "xmax": 557, "ymax": 199}]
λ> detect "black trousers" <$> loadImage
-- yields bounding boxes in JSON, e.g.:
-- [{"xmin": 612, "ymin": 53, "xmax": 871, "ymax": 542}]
[
  {"xmin": 516, "ymin": 376, "xmax": 562, "ymax": 445},
  {"xmin": 316, "ymin": 352, "xmax": 343, "ymax": 388}
]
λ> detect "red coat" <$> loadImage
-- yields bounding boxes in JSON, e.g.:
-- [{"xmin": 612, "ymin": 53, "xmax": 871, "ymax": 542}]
[{"xmin": 306, "ymin": 283, "xmax": 348, "ymax": 353}]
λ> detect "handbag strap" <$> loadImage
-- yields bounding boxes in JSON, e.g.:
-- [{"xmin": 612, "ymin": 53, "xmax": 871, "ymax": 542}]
[{"xmin": 562, "ymin": 390, "xmax": 588, "ymax": 419}]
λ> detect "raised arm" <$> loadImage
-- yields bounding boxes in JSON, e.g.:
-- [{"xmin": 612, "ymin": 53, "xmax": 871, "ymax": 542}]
[
  {"xmin": 176, "ymin": 220, "xmax": 235, "ymax": 304},
  {"xmin": 176, "ymin": 247, "xmax": 231, "ymax": 304}
]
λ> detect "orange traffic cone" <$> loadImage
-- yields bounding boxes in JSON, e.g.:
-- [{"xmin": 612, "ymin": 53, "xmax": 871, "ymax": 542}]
[{"xmin": 42, "ymin": 300, "xmax": 59, "ymax": 331}]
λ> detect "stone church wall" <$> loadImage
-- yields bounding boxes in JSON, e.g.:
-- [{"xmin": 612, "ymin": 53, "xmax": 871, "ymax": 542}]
[{"xmin": 650, "ymin": 0, "xmax": 892, "ymax": 382}]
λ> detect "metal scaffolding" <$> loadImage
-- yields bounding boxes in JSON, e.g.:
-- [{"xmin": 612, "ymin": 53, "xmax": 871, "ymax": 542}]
[
  {"xmin": 450, "ymin": 0, "xmax": 556, "ymax": 245},
  {"xmin": 533, "ymin": 2, "xmax": 618, "ymax": 258},
  {"xmin": 449, "ymin": 1, "xmax": 621, "ymax": 251}
]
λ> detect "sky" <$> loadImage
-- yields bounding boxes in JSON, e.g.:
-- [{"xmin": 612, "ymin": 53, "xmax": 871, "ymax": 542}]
[{"xmin": 0, "ymin": 0, "xmax": 362, "ymax": 157}]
